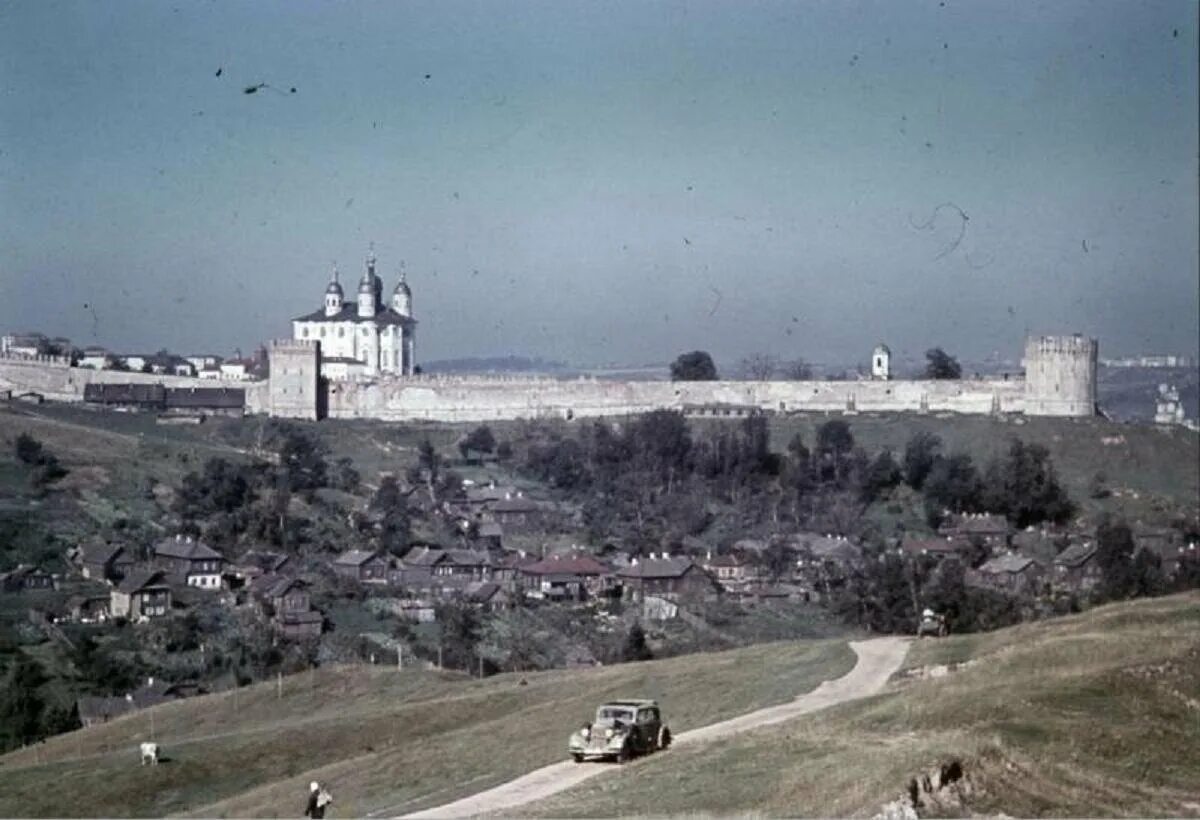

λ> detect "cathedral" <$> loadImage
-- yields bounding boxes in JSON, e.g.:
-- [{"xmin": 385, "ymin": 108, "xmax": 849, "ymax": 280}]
[{"xmin": 291, "ymin": 250, "xmax": 416, "ymax": 378}]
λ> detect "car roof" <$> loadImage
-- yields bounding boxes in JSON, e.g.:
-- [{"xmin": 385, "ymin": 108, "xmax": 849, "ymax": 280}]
[{"xmin": 600, "ymin": 699, "xmax": 659, "ymax": 708}]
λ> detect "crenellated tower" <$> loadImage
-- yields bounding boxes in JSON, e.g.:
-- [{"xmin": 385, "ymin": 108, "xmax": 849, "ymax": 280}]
[{"xmin": 1022, "ymin": 334, "xmax": 1097, "ymax": 417}]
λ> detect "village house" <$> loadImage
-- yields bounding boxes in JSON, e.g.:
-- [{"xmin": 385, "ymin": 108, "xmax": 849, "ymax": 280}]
[
  {"xmin": 900, "ymin": 536, "xmax": 967, "ymax": 561},
  {"xmin": 519, "ymin": 552, "xmax": 614, "ymax": 601},
  {"xmin": 333, "ymin": 549, "xmax": 391, "ymax": 584},
  {"xmin": 76, "ymin": 678, "xmax": 203, "ymax": 728},
  {"xmin": 65, "ymin": 593, "xmax": 110, "ymax": 623},
  {"xmin": 482, "ymin": 493, "xmax": 547, "ymax": 532},
  {"xmin": 463, "ymin": 581, "xmax": 508, "ymax": 611},
  {"xmin": 938, "ymin": 513, "xmax": 1012, "ymax": 550},
  {"xmin": 491, "ymin": 550, "xmax": 539, "ymax": 590},
  {"xmin": 226, "ymin": 549, "xmax": 291, "ymax": 589},
  {"xmin": 79, "ymin": 347, "xmax": 114, "ymax": 370},
  {"xmin": 110, "ymin": 570, "xmax": 172, "ymax": 620},
  {"xmin": 477, "ymin": 521, "xmax": 504, "ymax": 550},
  {"xmin": 0, "ymin": 564, "xmax": 55, "ymax": 593},
  {"xmin": 77, "ymin": 540, "xmax": 136, "ymax": 584},
  {"xmin": 970, "ymin": 553, "xmax": 1044, "ymax": 596},
  {"xmin": 699, "ymin": 552, "xmax": 758, "ymax": 593},
  {"xmin": 443, "ymin": 549, "xmax": 493, "ymax": 580},
  {"xmin": 249, "ymin": 574, "xmax": 323, "ymax": 639},
  {"xmin": 1136, "ymin": 540, "xmax": 1197, "ymax": 580},
  {"xmin": 790, "ymin": 534, "xmax": 862, "ymax": 600},
  {"xmin": 617, "ymin": 554, "xmax": 721, "ymax": 603},
  {"xmin": 394, "ymin": 545, "xmax": 448, "ymax": 588},
  {"xmin": 1052, "ymin": 542, "xmax": 1103, "ymax": 593},
  {"xmin": 154, "ymin": 535, "xmax": 224, "ymax": 589}
]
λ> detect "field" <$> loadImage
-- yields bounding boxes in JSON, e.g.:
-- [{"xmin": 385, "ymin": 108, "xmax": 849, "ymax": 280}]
[
  {"xmin": 0, "ymin": 638, "xmax": 854, "ymax": 817},
  {"xmin": 524, "ymin": 592, "xmax": 1200, "ymax": 818}
]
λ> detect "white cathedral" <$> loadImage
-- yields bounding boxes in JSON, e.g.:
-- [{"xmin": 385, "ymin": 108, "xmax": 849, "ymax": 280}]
[{"xmin": 292, "ymin": 251, "xmax": 417, "ymax": 379}]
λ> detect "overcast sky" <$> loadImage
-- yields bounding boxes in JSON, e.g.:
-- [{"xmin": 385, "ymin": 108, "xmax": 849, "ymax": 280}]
[{"xmin": 1, "ymin": 0, "xmax": 1196, "ymax": 368}]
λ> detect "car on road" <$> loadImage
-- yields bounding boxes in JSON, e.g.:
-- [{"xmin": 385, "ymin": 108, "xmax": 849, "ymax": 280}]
[{"xmin": 568, "ymin": 699, "xmax": 672, "ymax": 763}]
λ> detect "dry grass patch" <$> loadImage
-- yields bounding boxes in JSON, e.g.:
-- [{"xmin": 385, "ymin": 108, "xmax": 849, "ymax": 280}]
[{"xmin": 524, "ymin": 593, "xmax": 1200, "ymax": 818}]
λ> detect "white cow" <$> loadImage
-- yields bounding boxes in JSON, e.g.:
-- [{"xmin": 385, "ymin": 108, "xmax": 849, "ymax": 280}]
[{"xmin": 140, "ymin": 742, "xmax": 159, "ymax": 766}]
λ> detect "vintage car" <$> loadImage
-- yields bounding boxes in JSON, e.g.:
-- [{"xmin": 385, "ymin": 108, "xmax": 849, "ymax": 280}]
[
  {"xmin": 917, "ymin": 608, "xmax": 948, "ymax": 638},
  {"xmin": 568, "ymin": 699, "xmax": 672, "ymax": 763}
]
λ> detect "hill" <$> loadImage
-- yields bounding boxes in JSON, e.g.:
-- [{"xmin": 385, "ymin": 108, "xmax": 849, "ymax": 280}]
[
  {"xmin": 0, "ymin": 638, "xmax": 854, "ymax": 817},
  {"xmin": 524, "ymin": 592, "xmax": 1200, "ymax": 818}
]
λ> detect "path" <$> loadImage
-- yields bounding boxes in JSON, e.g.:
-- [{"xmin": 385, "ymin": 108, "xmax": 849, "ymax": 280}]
[{"xmin": 402, "ymin": 636, "xmax": 910, "ymax": 819}]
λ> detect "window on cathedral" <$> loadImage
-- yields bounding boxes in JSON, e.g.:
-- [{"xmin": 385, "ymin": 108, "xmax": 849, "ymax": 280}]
[
  {"xmin": 338, "ymin": 327, "xmax": 344, "ymax": 338},
  {"xmin": 320, "ymin": 327, "xmax": 326, "ymax": 338},
  {"xmin": 301, "ymin": 327, "xmax": 308, "ymax": 338}
]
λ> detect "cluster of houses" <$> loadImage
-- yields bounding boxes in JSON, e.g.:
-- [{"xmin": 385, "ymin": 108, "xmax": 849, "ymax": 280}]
[
  {"xmin": 0, "ymin": 331, "xmax": 262, "ymax": 380},
  {"xmin": 53, "ymin": 536, "xmax": 324, "ymax": 639}
]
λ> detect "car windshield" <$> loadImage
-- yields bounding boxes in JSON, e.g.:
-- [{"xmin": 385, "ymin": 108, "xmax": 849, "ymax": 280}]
[{"xmin": 597, "ymin": 707, "xmax": 635, "ymax": 722}]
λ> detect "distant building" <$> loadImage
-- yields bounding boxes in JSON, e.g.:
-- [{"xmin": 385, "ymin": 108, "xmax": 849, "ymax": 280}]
[
  {"xmin": 110, "ymin": 570, "xmax": 172, "ymax": 619},
  {"xmin": 153, "ymin": 536, "xmax": 224, "ymax": 589}
]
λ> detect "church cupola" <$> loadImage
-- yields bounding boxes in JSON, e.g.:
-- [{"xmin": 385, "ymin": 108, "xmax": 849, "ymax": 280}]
[
  {"xmin": 357, "ymin": 250, "xmax": 378, "ymax": 318},
  {"xmin": 392, "ymin": 268, "xmax": 412, "ymax": 317},
  {"xmin": 324, "ymin": 264, "xmax": 344, "ymax": 317}
]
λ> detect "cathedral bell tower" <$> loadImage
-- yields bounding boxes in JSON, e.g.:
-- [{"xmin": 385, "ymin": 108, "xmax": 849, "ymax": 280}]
[
  {"xmin": 324, "ymin": 265, "xmax": 344, "ymax": 317},
  {"xmin": 357, "ymin": 250, "xmax": 378, "ymax": 318}
]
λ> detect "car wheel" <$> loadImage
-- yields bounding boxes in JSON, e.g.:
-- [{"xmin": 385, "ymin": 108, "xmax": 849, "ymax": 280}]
[
  {"xmin": 572, "ymin": 753, "xmax": 584, "ymax": 764},
  {"xmin": 616, "ymin": 743, "xmax": 630, "ymax": 764},
  {"xmin": 657, "ymin": 725, "xmax": 671, "ymax": 750}
]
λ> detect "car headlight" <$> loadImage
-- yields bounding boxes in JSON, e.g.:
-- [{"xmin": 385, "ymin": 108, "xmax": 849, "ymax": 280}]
[
  {"xmin": 581, "ymin": 727, "xmax": 590, "ymax": 738},
  {"xmin": 604, "ymin": 727, "xmax": 614, "ymax": 739}
]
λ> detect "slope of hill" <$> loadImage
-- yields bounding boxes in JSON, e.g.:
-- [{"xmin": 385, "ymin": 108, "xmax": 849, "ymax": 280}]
[
  {"xmin": 0, "ymin": 639, "xmax": 854, "ymax": 817},
  {"xmin": 523, "ymin": 592, "xmax": 1200, "ymax": 818}
]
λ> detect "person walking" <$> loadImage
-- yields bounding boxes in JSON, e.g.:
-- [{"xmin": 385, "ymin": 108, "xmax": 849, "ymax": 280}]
[{"xmin": 305, "ymin": 781, "xmax": 332, "ymax": 818}]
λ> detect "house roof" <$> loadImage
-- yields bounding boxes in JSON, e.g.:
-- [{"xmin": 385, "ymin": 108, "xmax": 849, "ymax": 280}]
[
  {"xmin": 704, "ymin": 554, "xmax": 745, "ymax": 568},
  {"xmin": 465, "ymin": 581, "xmax": 501, "ymax": 602},
  {"xmin": 294, "ymin": 303, "xmax": 416, "ymax": 326},
  {"xmin": 901, "ymin": 537, "xmax": 962, "ymax": 556},
  {"xmin": 334, "ymin": 549, "xmax": 385, "ymax": 567},
  {"xmin": 280, "ymin": 609, "xmax": 323, "ymax": 626},
  {"xmin": 444, "ymin": 549, "xmax": 492, "ymax": 567},
  {"xmin": 478, "ymin": 521, "xmax": 504, "ymax": 538},
  {"xmin": 401, "ymin": 546, "xmax": 447, "ymax": 567},
  {"xmin": 164, "ymin": 387, "xmax": 245, "ymax": 409},
  {"xmin": 979, "ymin": 553, "xmax": 1037, "ymax": 574},
  {"xmin": 80, "ymin": 540, "xmax": 128, "ymax": 566},
  {"xmin": 940, "ymin": 513, "xmax": 1011, "ymax": 535},
  {"xmin": 249, "ymin": 573, "xmax": 306, "ymax": 599},
  {"xmin": 83, "ymin": 383, "xmax": 166, "ymax": 406},
  {"xmin": 617, "ymin": 556, "xmax": 698, "ymax": 579},
  {"xmin": 238, "ymin": 550, "xmax": 290, "ymax": 573},
  {"xmin": 521, "ymin": 553, "xmax": 611, "ymax": 577},
  {"xmin": 155, "ymin": 536, "xmax": 223, "ymax": 562},
  {"xmin": 116, "ymin": 569, "xmax": 170, "ymax": 594},
  {"xmin": 489, "ymin": 497, "xmax": 543, "ymax": 513},
  {"xmin": 1054, "ymin": 542, "xmax": 1098, "ymax": 567}
]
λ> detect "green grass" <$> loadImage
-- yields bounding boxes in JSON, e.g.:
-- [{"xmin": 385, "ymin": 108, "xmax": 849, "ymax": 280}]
[
  {"xmin": 524, "ymin": 592, "xmax": 1200, "ymax": 818},
  {"xmin": 0, "ymin": 638, "xmax": 854, "ymax": 818}
]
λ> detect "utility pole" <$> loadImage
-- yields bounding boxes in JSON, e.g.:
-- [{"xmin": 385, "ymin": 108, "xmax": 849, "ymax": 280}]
[{"xmin": 277, "ymin": 671, "xmax": 283, "ymax": 699}]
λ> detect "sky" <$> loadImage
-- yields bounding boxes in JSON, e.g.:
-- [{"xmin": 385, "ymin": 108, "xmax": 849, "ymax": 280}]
[{"xmin": 1, "ymin": 0, "xmax": 1197, "ymax": 369}]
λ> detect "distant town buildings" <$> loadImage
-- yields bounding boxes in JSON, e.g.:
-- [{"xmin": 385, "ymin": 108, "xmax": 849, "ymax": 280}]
[{"xmin": 1102, "ymin": 354, "xmax": 1196, "ymax": 368}]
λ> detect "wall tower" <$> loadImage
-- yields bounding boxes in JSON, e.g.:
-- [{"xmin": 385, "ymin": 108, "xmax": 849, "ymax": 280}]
[
  {"xmin": 1022, "ymin": 334, "xmax": 1097, "ymax": 417},
  {"xmin": 267, "ymin": 340, "xmax": 321, "ymax": 420},
  {"xmin": 871, "ymin": 344, "xmax": 892, "ymax": 380}
]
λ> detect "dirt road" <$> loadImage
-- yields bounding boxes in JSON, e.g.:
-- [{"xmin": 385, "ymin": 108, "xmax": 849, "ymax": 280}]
[{"xmin": 402, "ymin": 636, "xmax": 909, "ymax": 819}]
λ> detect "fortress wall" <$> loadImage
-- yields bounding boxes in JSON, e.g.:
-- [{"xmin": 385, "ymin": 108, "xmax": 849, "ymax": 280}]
[{"xmin": 323, "ymin": 375, "xmax": 1026, "ymax": 422}]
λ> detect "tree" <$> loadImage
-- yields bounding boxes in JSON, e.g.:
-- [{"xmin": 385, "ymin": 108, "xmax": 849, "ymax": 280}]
[
  {"xmin": 370, "ymin": 476, "xmax": 411, "ymax": 555},
  {"xmin": 459, "ymin": 426, "xmax": 497, "ymax": 461},
  {"xmin": 738, "ymin": 353, "xmax": 777, "ymax": 381},
  {"xmin": 903, "ymin": 432, "xmax": 942, "ymax": 490},
  {"xmin": 923, "ymin": 453, "xmax": 981, "ymax": 524},
  {"xmin": 782, "ymin": 358, "xmax": 814, "ymax": 380},
  {"xmin": 0, "ymin": 654, "xmax": 47, "ymax": 752},
  {"xmin": 14, "ymin": 433, "xmax": 45, "ymax": 465},
  {"xmin": 980, "ymin": 439, "xmax": 1073, "ymax": 528},
  {"xmin": 332, "ymin": 457, "xmax": 361, "ymax": 492},
  {"xmin": 670, "ymin": 351, "xmax": 718, "ymax": 381},
  {"xmin": 924, "ymin": 348, "xmax": 962, "ymax": 380},
  {"xmin": 860, "ymin": 450, "xmax": 903, "ymax": 503},
  {"xmin": 1095, "ymin": 517, "xmax": 1137, "ymax": 600},
  {"xmin": 621, "ymin": 622, "xmax": 653, "ymax": 662}
]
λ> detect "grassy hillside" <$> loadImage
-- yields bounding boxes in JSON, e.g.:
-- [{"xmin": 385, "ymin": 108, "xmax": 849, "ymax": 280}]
[
  {"xmin": 525, "ymin": 592, "xmax": 1200, "ymax": 818},
  {"xmin": 0, "ymin": 638, "xmax": 853, "ymax": 818}
]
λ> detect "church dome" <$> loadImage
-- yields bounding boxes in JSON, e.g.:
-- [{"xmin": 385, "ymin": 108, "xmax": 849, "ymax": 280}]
[
  {"xmin": 394, "ymin": 278, "xmax": 411, "ymax": 296},
  {"xmin": 326, "ymin": 280, "xmax": 344, "ymax": 296}
]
